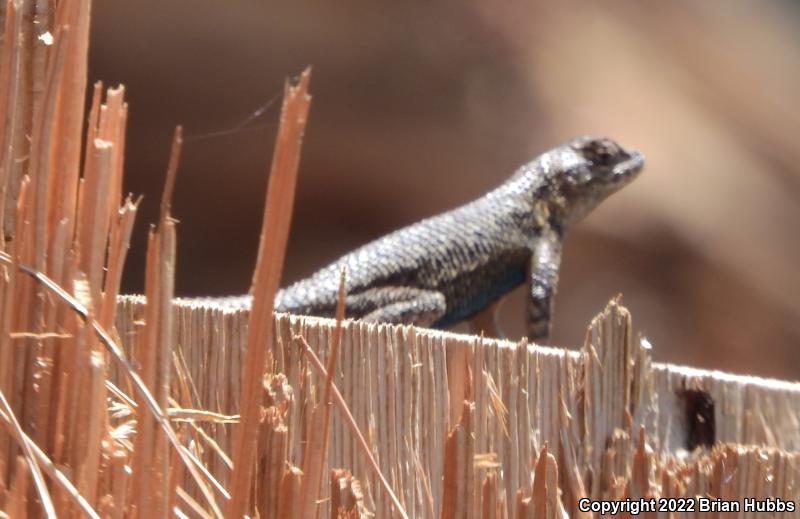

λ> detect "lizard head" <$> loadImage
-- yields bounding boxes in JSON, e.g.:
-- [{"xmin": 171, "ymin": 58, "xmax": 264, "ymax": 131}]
[{"xmin": 548, "ymin": 136, "xmax": 644, "ymax": 226}]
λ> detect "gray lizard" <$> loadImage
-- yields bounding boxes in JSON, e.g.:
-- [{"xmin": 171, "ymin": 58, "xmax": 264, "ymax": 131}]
[{"xmin": 220, "ymin": 136, "xmax": 644, "ymax": 340}]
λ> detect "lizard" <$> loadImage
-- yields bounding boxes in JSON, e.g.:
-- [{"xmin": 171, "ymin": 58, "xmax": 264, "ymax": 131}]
[{"xmin": 214, "ymin": 136, "xmax": 644, "ymax": 340}]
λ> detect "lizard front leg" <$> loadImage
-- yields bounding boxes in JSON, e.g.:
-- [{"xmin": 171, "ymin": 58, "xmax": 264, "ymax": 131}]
[
  {"xmin": 527, "ymin": 228, "xmax": 562, "ymax": 341},
  {"xmin": 346, "ymin": 286, "xmax": 446, "ymax": 328}
]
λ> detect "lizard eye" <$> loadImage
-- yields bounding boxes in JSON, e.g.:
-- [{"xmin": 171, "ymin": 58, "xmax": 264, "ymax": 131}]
[{"xmin": 573, "ymin": 138, "xmax": 626, "ymax": 167}]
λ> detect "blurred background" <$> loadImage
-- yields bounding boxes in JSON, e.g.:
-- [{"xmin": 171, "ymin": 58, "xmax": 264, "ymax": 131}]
[{"xmin": 89, "ymin": 2, "xmax": 800, "ymax": 379}]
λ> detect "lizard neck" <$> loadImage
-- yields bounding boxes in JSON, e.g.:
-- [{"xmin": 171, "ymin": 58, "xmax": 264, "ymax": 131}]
[{"xmin": 482, "ymin": 164, "xmax": 565, "ymax": 239}]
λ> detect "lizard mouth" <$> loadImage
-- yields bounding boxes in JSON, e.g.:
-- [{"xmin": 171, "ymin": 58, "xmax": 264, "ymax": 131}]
[{"xmin": 612, "ymin": 147, "xmax": 645, "ymax": 180}]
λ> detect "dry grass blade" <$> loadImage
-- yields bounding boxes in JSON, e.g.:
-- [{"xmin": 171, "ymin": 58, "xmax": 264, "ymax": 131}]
[
  {"xmin": 0, "ymin": 389, "xmax": 57, "ymax": 518},
  {"xmin": 299, "ymin": 267, "xmax": 346, "ymax": 518},
  {"xmin": 160, "ymin": 125, "xmax": 182, "ymax": 225},
  {"xmin": 8, "ymin": 332, "xmax": 72, "ymax": 339},
  {"xmin": 18, "ymin": 26, "xmax": 72, "ymax": 471},
  {"xmin": 179, "ymin": 444, "xmax": 231, "ymax": 500},
  {"xmin": 188, "ymin": 423, "xmax": 234, "ymax": 469},
  {"xmin": 79, "ymin": 138, "xmax": 115, "ymax": 308},
  {"xmin": 440, "ymin": 401, "xmax": 475, "ymax": 519},
  {"xmin": 130, "ymin": 125, "xmax": 181, "ymax": 516},
  {"xmin": 48, "ymin": 0, "xmax": 91, "ymax": 236},
  {"xmin": 168, "ymin": 409, "xmax": 239, "ymax": 423},
  {"xmin": 484, "ymin": 370, "xmax": 508, "ymax": 439},
  {"xmin": 0, "ymin": 406, "xmax": 101, "ymax": 519},
  {"xmin": 227, "ymin": 67, "xmax": 312, "ymax": 518},
  {"xmin": 106, "ymin": 379, "xmax": 136, "ymax": 410},
  {"xmin": 101, "ymin": 196, "xmax": 139, "ymax": 325},
  {"xmin": 295, "ymin": 335, "xmax": 410, "ymax": 519},
  {"xmin": 28, "ymin": 25, "xmax": 70, "ymax": 275},
  {"xmin": 176, "ymin": 486, "xmax": 216, "ymax": 519},
  {"xmin": 0, "ymin": 0, "xmax": 27, "ymax": 238},
  {"xmin": 0, "ymin": 252, "xmax": 224, "ymax": 519},
  {"xmin": 0, "ymin": 0, "xmax": 24, "ymax": 232},
  {"xmin": 130, "ymin": 230, "xmax": 161, "ymax": 516}
]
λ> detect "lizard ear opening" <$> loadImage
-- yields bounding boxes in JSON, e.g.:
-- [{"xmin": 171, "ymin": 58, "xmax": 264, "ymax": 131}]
[{"xmin": 563, "ymin": 164, "xmax": 593, "ymax": 187}]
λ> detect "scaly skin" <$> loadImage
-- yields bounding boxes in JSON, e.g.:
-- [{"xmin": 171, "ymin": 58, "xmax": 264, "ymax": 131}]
[{"xmin": 213, "ymin": 136, "xmax": 644, "ymax": 340}]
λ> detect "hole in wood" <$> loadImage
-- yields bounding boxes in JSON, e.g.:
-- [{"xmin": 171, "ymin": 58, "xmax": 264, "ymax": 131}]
[{"xmin": 680, "ymin": 388, "xmax": 716, "ymax": 450}]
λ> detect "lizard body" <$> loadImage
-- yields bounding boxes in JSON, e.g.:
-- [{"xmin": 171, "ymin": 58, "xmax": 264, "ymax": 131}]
[{"xmin": 216, "ymin": 136, "xmax": 644, "ymax": 340}]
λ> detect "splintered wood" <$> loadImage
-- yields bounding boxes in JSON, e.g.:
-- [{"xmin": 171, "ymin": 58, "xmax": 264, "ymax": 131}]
[
  {"xmin": 226, "ymin": 66, "xmax": 311, "ymax": 519},
  {"xmin": 2, "ymin": 0, "xmax": 800, "ymax": 517},
  {"xmin": 114, "ymin": 297, "xmax": 800, "ymax": 518}
]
